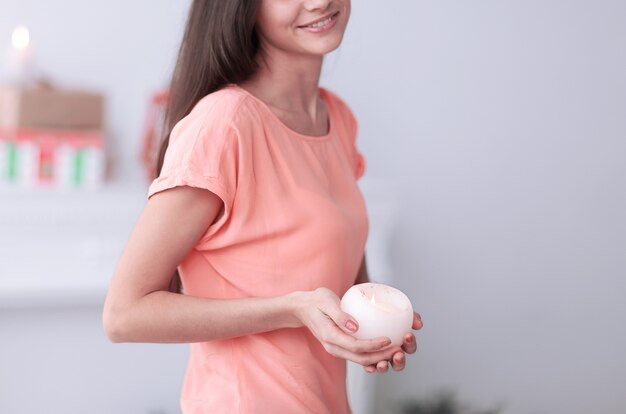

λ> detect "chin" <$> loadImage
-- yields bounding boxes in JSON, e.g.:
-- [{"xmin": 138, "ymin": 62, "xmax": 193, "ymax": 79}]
[{"xmin": 301, "ymin": 36, "xmax": 345, "ymax": 56}]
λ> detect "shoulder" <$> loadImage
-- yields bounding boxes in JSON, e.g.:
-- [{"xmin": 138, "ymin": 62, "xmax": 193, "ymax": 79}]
[
  {"xmin": 320, "ymin": 87, "xmax": 357, "ymax": 120},
  {"xmin": 320, "ymin": 87, "xmax": 358, "ymax": 132},
  {"xmin": 319, "ymin": 87, "xmax": 359, "ymax": 140},
  {"xmin": 172, "ymin": 86, "xmax": 260, "ymax": 146},
  {"xmin": 186, "ymin": 87, "xmax": 252, "ymax": 130}
]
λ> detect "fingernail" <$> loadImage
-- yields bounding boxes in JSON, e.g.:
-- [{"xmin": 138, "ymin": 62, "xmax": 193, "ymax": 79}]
[
  {"xmin": 346, "ymin": 320, "xmax": 358, "ymax": 332},
  {"xmin": 406, "ymin": 335, "xmax": 414, "ymax": 344}
]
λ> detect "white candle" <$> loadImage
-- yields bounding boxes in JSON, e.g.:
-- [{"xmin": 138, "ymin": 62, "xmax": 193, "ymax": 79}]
[
  {"xmin": 5, "ymin": 25, "xmax": 34, "ymax": 85},
  {"xmin": 340, "ymin": 283, "xmax": 414, "ymax": 346}
]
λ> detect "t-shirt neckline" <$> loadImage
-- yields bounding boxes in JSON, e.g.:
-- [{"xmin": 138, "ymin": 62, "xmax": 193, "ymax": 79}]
[{"xmin": 226, "ymin": 83, "xmax": 334, "ymax": 142}]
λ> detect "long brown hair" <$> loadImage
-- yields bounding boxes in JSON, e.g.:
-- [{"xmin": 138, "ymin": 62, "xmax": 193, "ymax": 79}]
[{"xmin": 157, "ymin": 0, "xmax": 261, "ymax": 292}]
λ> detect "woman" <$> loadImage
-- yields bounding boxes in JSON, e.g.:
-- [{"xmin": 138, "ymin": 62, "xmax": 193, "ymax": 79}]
[{"xmin": 103, "ymin": 0, "xmax": 423, "ymax": 412}]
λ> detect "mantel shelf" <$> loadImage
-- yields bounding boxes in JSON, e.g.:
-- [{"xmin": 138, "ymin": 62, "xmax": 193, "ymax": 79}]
[{"xmin": 0, "ymin": 181, "xmax": 149, "ymax": 308}]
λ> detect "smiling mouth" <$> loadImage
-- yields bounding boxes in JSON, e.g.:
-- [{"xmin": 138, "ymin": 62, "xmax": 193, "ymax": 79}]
[{"xmin": 298, "ymin": 12, "xmax": 340, "ymax": 29}]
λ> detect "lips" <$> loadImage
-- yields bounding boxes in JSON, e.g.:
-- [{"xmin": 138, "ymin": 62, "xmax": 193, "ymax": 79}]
[{"xmin": 298, "ymin": 11, "xmax": 339, "ymax": 28}]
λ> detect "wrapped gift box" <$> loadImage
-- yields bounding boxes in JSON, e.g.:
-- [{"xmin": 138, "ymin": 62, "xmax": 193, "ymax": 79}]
[
  {"xmin": 0, "ymin": 85, "xmax": 104, "ymax": 130},
  {"xmin": 0, "ymin": 84, "xmax": 107, "ymax": 188},
  {"xmin": 0, "ymin": 128, "xmax": 105, "ymax": 188}
]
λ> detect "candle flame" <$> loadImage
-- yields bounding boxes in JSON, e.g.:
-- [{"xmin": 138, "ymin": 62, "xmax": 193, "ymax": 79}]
[
  {"xmin": 12, "ymin": 25, "xmax": 30, "ymax": 51},
  {"xmin": 370, "ymin": 294, "xmax": 395, "ymax": 312}
]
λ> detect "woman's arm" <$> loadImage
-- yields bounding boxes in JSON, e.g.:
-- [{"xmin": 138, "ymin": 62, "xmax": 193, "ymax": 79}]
[
  {"xmin": 102, "ymin": 186, "xmax": 401, "ymax": 366},
  {"xmin": 103, "ymin": 186, "xmax": 295, "ymax": 343}
]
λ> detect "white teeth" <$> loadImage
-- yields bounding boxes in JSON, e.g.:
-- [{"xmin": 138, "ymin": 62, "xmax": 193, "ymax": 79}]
[{"xmin": 307, "ymin": 15, "xmax": 333, "ymax": 28}]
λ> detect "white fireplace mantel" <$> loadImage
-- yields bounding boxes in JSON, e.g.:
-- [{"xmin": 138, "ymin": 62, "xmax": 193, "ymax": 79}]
[{"xmin": 0, "ymin": 182, "xmax": 148, "ymax": 308}]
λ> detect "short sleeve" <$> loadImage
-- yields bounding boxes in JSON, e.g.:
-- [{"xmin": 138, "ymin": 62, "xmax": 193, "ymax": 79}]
[
  {"xmin": 320, "ymin": 87, "xmax": 366, "ymax": 180},
  {"xmin": 347, "ymin": 108, "xmax": 366, "ymax": 180},
  {"xmin": 147, "ymin": 96, "xmax": 241, "ymax": 237}
]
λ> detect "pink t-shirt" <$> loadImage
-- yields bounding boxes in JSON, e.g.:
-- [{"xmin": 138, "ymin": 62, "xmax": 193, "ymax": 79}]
[{"xmin": 148, "ymin": 84, "xmax": 368, "ymax": 414}]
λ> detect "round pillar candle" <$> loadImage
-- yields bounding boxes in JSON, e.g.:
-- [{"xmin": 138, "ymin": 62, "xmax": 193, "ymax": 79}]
[{"xmin": 340, "ymin": 283, "xmax": 414, "ymax": 345}]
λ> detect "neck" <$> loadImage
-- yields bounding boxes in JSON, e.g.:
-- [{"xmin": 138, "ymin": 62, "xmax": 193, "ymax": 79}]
[{"xmin": 240, "ymin": 47, "xmax": 325, "ymax": 116}]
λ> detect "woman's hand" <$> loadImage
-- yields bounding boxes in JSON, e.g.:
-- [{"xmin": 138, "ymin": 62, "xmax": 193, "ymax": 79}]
[
  {"xmin": 293, "ymin": 287, "xmax": 403, "ymax": 367},
  {"xmin": 364, "ymin": 312, "xmax": 423, "ymax": 373}
]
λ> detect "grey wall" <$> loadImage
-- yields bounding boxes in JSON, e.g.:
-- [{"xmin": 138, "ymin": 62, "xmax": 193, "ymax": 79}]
[
  {"xmin": 327, "ymin": 2, "xmax": 626, "ymax": 413},
  {"xmin": 1, "ymin": 1, "xmax": 625, "ymax": 414}
]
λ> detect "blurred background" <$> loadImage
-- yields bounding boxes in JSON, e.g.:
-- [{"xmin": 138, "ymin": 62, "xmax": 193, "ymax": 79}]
[{"xmin": 1, "ymin": 1, "xmax": 625, "ymax": 413}]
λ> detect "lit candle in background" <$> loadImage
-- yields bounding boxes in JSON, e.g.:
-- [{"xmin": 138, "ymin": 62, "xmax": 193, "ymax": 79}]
[
  {"xmin": 340, "ymin": 283, "xmax": 414, "ymax": 346},
  {"xmin": 5, "ymin": 25, "xmax": 34, "ymax": 85}
]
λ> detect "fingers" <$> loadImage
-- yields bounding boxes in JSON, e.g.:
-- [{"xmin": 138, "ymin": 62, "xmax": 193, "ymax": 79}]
[
  {"xmin": 354, "ymin": 337, "xmax": 392, "ymax": 354},
  {"xmin": 391, "ymin": 351, "xmax": 405, "ymax": 371},
  {"xmin": 316, "ymin": 293, "xmax": 360, "ymax": 335},
  {"xmin": 325, "ymin": 306, "xmax": 359, "ymax": 334},
  {"xmin": 315, "ymin": 309, "xmax": 391, "ymax": 354},
  {"xmin": 312, "ymin": 316, "xmax": 397, "ymax": 364},
  {"xmin": 359, "ymin": 311, "xmax": 423, "ymax": 374},
  {"xmin": 401, "ymin": 332, "xmax": 417, "ymax": 354},
  {"xmin": 376, "ymin": 360, "xmax": 389, "ymax": 373},
  {"xmin": 400, "ymin": 311, "xmax": 422, "ymax": 354},
  {"xmin": 319, "ymin": 322, "xmax": 391, "ymax": 354},
  {"xmin": 326, "ymin": 341, "xmax": 402, "ymax": 366},
  {"xmin": 413, "ymin": 312, "xmax": 423, "ymax": 330},
  {"xmin": 363, "ymin": 351, "xmax": 406, "ymax": 374},
  {"xmin": 363, "ymin": 361, "xmax": 390, "ymax": 374}
]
